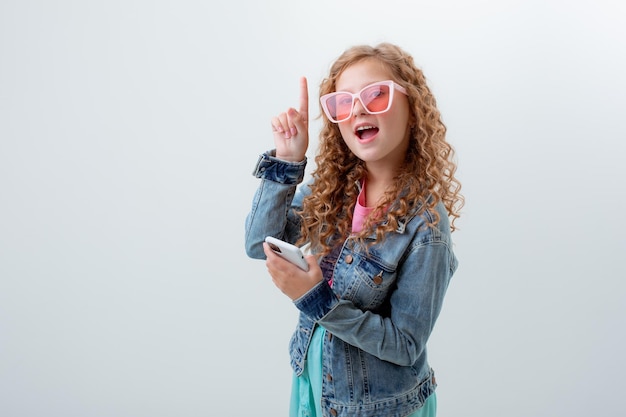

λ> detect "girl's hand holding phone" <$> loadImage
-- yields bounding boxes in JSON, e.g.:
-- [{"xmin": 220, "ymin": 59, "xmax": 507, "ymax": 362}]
[
  {"xmin": 270, "ymin": 77, "xmax": 309, "ymax": 163},
  {"xmin": 263, "ymin": 236, "xmax": 323, "ymax": 301}
]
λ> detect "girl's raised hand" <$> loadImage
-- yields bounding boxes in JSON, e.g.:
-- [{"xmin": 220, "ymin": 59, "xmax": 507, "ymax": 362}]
[{"xmin": 271, "ymin": 77, "xmax": 309, "ymax": 162}]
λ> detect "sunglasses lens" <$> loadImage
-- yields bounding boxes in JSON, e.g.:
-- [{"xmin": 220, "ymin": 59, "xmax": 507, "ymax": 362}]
[
  {"xmin": 324, "ymin": 93, "xmax": 353, "ymax": 122},
  {"xmin": 360, "ymin": 83, "xmax": 391, "ymax": 113}
]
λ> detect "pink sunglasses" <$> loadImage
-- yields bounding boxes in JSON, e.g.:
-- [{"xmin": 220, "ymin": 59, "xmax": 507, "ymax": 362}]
[{"xmin": 320, "ymin": 80, "xmax": 408, "ymax": 123}]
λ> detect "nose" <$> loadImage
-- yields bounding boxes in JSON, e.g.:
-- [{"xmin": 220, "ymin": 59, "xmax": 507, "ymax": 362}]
[{"xmin": 352, "ymin": 97, "xmax": 367, "ymax": 117}]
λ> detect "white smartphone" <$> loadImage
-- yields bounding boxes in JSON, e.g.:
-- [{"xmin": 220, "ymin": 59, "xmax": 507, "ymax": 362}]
[{"xmin": 264, "ymin": 236, "xmax": 309, "ymax": 271}]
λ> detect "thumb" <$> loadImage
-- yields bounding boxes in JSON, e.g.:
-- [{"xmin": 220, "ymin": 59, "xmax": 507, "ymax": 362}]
[
  {"xmin": 287, "ymin": 108, "xmax": 307, "ymax": 135},
  {"xmin": 288, "ymin": 107, "xmax": 305, "ymax": 126}
]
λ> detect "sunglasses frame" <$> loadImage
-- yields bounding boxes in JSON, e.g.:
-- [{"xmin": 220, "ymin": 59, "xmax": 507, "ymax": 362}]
[{"xmin": 320, "ymin": 80, "xmax": 408, "ymax": 123}]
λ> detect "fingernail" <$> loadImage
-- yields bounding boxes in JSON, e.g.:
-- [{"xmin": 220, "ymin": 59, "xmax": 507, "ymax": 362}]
[
  {"xmin": 290, "ymin": 127, "xmax": 297, "ymax": 136},
  {"xmin": 277, "ymin": 126, "xmax": 284, "ymax": 133}
]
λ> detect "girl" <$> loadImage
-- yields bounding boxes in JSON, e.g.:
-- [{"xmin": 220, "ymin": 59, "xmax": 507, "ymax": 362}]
[{"xmin": 245, "ymin": 43, "xmax": 463, "ymax": 417}]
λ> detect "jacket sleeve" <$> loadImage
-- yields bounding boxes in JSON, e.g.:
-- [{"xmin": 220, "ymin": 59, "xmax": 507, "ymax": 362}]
[
  {"xmin": 295, "ymin": 236, "xmax": 456, "ymax": 367},
  {"xmin": 244, "ymin": 150, "xmax": 308, "ymax": 259}
]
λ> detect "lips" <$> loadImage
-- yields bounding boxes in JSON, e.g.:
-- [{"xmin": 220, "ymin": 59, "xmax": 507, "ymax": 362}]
[{"xmin": 355, "ymin": 124, "xmax": 379, "ymax": 141}]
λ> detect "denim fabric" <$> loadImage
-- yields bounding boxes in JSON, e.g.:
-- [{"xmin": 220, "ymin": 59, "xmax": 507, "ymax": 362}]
[
  {"xmin": 290, "ymin": 326, "xmax": 438, "ymax": 417},
  {"xmin": 245, "ymin": 151, "xmax": 458, "ymax": 417}
]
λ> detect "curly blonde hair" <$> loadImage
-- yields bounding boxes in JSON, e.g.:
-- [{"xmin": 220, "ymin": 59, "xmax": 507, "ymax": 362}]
[{"xmin": 298, "ymin": 43, "xmax": 463, "ymax": 256}]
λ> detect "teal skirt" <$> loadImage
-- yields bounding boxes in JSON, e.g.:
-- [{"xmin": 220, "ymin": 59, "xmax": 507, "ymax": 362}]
[{"xmin": 289, "ymin": 326, "xmax": 437, "ymax": 417}]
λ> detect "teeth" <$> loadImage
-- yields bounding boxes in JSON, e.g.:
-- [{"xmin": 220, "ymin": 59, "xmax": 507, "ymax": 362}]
[{"xmin": 356, "ymin": 125, "xmax": 376, "ymax": 131}]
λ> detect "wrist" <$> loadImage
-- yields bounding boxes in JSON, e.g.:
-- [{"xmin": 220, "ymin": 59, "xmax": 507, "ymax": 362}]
[{"xmin": 275, "ymin": 153, "xmax": 305, "ymax": 163}]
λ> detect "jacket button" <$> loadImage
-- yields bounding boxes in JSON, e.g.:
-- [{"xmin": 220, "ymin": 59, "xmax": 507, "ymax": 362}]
[
  {"xmin": 373, "ymin": 275, "xmax": 383, "ymax": 285},
  {"xmin": 345, "ymin": 255, "xmax": 353, "ymax": 264},
  {"xmin": 330, "ymin": 409, "xmax": 337, "ymax": 416},
  {"xmin": 327, "ymin": 373, "xmax": 333, "ymax": 382}
]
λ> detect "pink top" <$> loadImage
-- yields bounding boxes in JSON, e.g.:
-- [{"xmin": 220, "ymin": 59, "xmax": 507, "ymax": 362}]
[{"xmin": 352, "ymin": 179, "xmax": 374, "ymax": 233}]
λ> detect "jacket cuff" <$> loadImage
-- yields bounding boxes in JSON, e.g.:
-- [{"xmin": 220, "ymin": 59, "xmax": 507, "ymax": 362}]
[
  {"xmin": 252, "ymin": 150, "xmax": 307, "ymax": 185},
  {"xmin": 294, "ymin": 281, "xmax": 338, "ymax": 321}
]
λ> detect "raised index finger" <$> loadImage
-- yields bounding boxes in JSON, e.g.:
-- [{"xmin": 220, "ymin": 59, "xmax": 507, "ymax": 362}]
[{"xmin": 299, "ymin": 76, "xmax": 309, "ymax": 123}]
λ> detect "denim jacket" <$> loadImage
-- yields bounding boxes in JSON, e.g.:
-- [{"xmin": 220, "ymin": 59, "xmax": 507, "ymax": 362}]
[{"xmin": 245, "ymin": 151, "xmax": 458, "ymax": 417}]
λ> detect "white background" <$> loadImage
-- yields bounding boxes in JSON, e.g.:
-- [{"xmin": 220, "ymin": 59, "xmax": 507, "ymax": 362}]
[{"xmin": 1, "ymin": 1, "xmax": 625, "ymax": 416}]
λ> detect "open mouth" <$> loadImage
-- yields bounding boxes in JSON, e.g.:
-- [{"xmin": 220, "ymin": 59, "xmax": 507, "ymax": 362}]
[{"xmin": 355, "ymin": 125, "xmax": 379, "ymax": 140}]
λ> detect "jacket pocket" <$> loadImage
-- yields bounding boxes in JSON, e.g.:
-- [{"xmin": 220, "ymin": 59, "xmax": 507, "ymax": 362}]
[{"xmin": 343, "ymin": 256, "xmax": 397, "ymax": 310}]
